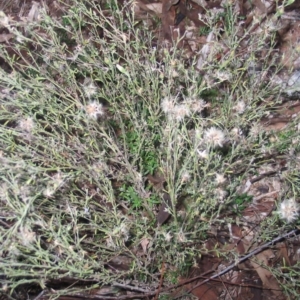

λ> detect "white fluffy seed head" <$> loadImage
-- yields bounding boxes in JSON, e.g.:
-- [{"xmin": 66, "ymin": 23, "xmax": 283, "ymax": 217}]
[
  {"xmin": 249, "ymin": 123, "xmax": 263, "ymax": 137},
  {"xmin": 215, "ymin": 188, "xmax": 227, "ymax": 202},
  {"xmin": 215, "ymin": 173, "xmax": 226, "ymax": 185},
  {"xmin": 181, "ymin": 171, "xmax": 191, "ymax": 183},
  {"xmin": 85, "ymin": 101, "xmax": 104, "ymax": 119},
  {"xmin": 204, "ymin": 127, "xmax": 226, "ymax": 148},
  {"xmin": 173, "ymin": 104, "xmax": 191, "ymax": 121},
  {"xmin": 164, "ymin": 231, "xmax": 173, "ymax": 242},
  {"xmin": 18, "ymin": 117, "xmax": 35, "ymax": 133},
  {"xmin": 233, "ymin": 101, "xmax": 246, "ymax": 114},
  {"xmin": 19, "ymin": 227, "xmax": 36, "ymax": 246},
  {"xmin": 190, "ymin": 98, "xmax": 208, "ymax": 113},
  {"xmin": 197, "ymin": 149, "xmax": 209, "ymax": 159},
  {"xmin": 83, "ymin": 79, "xmax": 97, "ymax": 98},
  {"xmin": 278, "ymin": 198, "xmax": 299, "ymax": 223},
  {"xmin": 161, "ymin": 97, "xmax": 175, "ymax": 114},
  {"xmin": 161, "ymin": 98, "xmax": 191, "ymax": 122},
  {"xmin": 215, "ymin": 70, "xmax": 232, "ymax": 82},
  {"xmin": 43, "ymin": 187, "xmax": 55, "ymax": 198}
]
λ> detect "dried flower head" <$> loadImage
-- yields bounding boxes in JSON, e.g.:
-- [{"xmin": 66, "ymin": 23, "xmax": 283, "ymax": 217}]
[
  {"xmin": 106, "ymin": 236, "xmax": 116, "ymax": 249},
  {"xmin": 85, "ymin": 101, "xmax": 104, "ymax": 120},
  {"xmin": 177, "ymin": 230, "xmax": 187, "ymax": 243},
  {"xmin": 19, "ymin": 185, "xmax": 32, "ymax": 203},
  {"xmin": 52, "ymin": 172, "xmax": 66, "ymax": 189},
  {"xmin": 204, "ymin": 127, "xmax": 226, "ymax": 148},
  {"xmin": 249, "ymin": 123, "xmax": 263, "ymax": 137},
  {"xmin": 233, "ymin": 101, "xmax": 246, "ymax": 114},
  {"xmin": 215, "ymin": 188, "xmax": 227, "ymax": 202},
  {"xmin": 18, "ymin": 117, "xmax": 35, "ymax": 133},
  {"xmin": 173, "ymin": 104, "xmax": 191, "ymax": 121},
  {"xmin": 181, "ymin": 171, "xmax": 191, "ymax": 183},
  {"xmin": 231, "ymin": 127, "xmax": 243, "ymax": 138},
  {"xmin": 171, "ymin": 69, "xmax": 179, "ymax": 78},
  {"xmin": 215, "ymin": 70, "xmax": 232, "ymax": 82},
  {"xmin": 197, "ymin": 149, "xmax": 209, "ymax": 159},
  {"xmin": 0, "ymin": 11, "xmax": 11, "ymax": 29},
  {"xmin": 119, "ymin": 222, "xmax": 130, "ymax": 241},
  {"xmin": 161, "ymin": 97, "xmax": 175, "ymax": 114},
  {"xmin": 215, "ymin": 173, "xmax": 226, "ymax": 185},
  {"xmin": 19, "ymin": 226, "xmax": 36, "ymax": 246},
  {"xmin": 43, "ymin": 187, "xmax": 55, "ymax": 198},
  {"xmin": 278, "ymin": 198, "xmax": 299, "ymax": 223},
  {"xmin": 43, "ymin": 172, "xmax": 67, "ymax": 198},
  {"xmin": 190, "ymin": 98, "xmax": 208, "ymax": 113},
  {"xmin": 163, "ymin": 231, "xmax": 173, "ymax": 242},
  {"xmin": 2, "ymin": 283, "xmax": 8, "ymax": 292},
  {"xmin": 83, "ymin": 78, "xmax": 97, "ymax": 98},
  {"xmin": 0, "ymin": 183, "xmax": 9, "ymax": 201}
]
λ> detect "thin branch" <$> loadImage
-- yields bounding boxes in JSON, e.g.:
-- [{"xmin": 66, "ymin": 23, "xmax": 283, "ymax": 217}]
[
  {"xmin": 179, "ymin": 228, "xmax": 300, "ymax": 298},
  {"xmin": 112, "ymin": 282, "xmax": 150, "ymax": 293},
  {"xmin": 154, "ymin": 262, "xmax": 166, "ymax": 300},
  {"xmin": 33, "ymin": 290, "xmax": 46, "ymax": 300}
]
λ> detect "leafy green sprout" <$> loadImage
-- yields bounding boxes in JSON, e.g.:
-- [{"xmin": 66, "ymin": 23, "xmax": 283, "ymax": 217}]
[
  {"xmin": 119, "ymin": 184, "xmax": 143, "ymax": 209},
  {"xmin": 198, "ymin": 26, "xmax": 210, "ymax": 36},
  {"xmin": 232, "ymin": 193, "xmax": 253, "ymax": 214},
  {"xmin": 124, "ymin": 126, "xmax": 159, "ymax": 175}
]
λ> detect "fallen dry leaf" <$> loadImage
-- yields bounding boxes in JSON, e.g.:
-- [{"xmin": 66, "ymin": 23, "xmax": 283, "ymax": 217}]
[
  {"xmin": 275, "ymin": 242, "xmax": 291, "ymax": 267},
  {"xmin": 147, "ymin": 172, "xmax": 172, "ymax": 225},
  {"xmin": 161, "ymin": 0, "xmax": 176, "ymax": 41},
  {"xmin": 177, "ymin": 0, "xmax": 206, "ymax": 27},
  {"xmin": 145, "ymin": 3, "xmax": 162, "ymax": 14},
  {"xmin": 280, "ymin": 21, "xmax": 300, "ymax": 69},
  {"xmin": 90, "ymin": 286, "xmax": 116, "ymax": 296},
  {"xmin": 107, "ymin": 255, "xmax": 133, "ymax": 272},
  {"xmin": 140, "ymin": 237, "xmax": 150, "ymax": 253},
  {"xmin": 27, "ymin": 1, "xmax": 41, "ymax": 22},
  {"xmin": 229, "ymin": 224, "xmax": 246, "ymax": 255},
  {"xmin": 0, "ymin": 33, "xmax": 13, "ymax": 43},
  {"xmin": 156, "ymin": 193, "xmax": 172, "ymax": 225},
  {"xmin": 253, "ymin": 0, "xmax": 268, "ymax": 14},
  {"xmin": 251, "ymin": 250, "xmax": 284, "ymax": 297},
  {"xmin": 261, "ymin": 102, "xmax": 300, "ymax": 131},
  {"xmin": 175, "ymin": 274, "xmax": 219, "ymax": 300},
  {"xmin": 132, "ymin": 0, "xmax": 161, "ymax": 16},
  {"xmin": 190, "ymin": 282, "xmax": 218, "ymax": 300}
]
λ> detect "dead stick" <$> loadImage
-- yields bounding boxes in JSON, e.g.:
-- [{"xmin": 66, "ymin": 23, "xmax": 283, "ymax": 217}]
[
  {"xmin": 154, "ymin": 262, "xmax": 166, "ymax": 300},
  {"xmin": 112, "ymin": 282, "xmax": 149, "ymax": 293}
]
